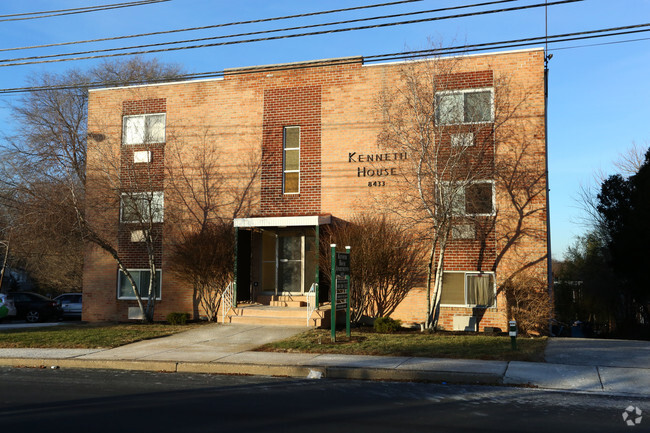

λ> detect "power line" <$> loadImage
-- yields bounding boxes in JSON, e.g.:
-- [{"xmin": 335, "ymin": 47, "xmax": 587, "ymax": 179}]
[
  {"xmin": 548, "ymin": 36, "xmax": 650, "ymax": 51},
  {"xmin": 364, "ymin": 23, "xmax": 650, "ymax": 60},
  {"xmin": 0, "ymin": 0, "xmax": 170, "ymax": 23},
  {"xmin": 0, "ymin": 21, "xmax": 645, "ymax": 95},
  {"xmin": 0, "ymin": 0, "xmax": 427, "ymax": 53},
  {"xmin": 0, "ymin": 0, "xmax": 582, "ymax": 68},
  {"xmin": 0, "ymin": 0, "xmax": 520, "ymax": 64}
]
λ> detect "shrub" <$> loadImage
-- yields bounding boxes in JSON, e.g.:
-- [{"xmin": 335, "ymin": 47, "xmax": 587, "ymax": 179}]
[
  {"xmin": 503, "ymin": 272, "xmax": 552, "ymax": 336},
  {"xmin": 320, "ymin": 215, "xmax": 425, "ymax": 323},
  {"xmin": 374, "ymin": 317, "xmax": 402, "ymax": 333},
  {"xmin": 166, "ymin": 312, "xmax": 190, "ymax": 325}
]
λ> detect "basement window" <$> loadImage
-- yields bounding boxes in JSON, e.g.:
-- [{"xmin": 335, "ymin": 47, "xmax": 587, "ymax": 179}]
[
  {"xmin": 440, "ymin": 271, "xmax": 495, "ymax": 307},
  {"xmin": 117, "ymin": 269, "xmax": 161, "ymax": 300}
]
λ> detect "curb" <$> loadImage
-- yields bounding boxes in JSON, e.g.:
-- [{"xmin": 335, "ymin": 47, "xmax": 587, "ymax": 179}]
[
  {"xmin": 325, "ymin": 366, "xmax": 503, "ymax": 384},
  {"xmin": 0, "ymin": 357, "xmax": 503, "ymax": 386}
]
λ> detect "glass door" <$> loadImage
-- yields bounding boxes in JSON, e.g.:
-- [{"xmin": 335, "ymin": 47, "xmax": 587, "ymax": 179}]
[
  {"xmin": 259, "ymin": 228, "xmax": 316, "ymax": 295},
  {"xmin": 278, "ymin": 234, "xmax": 303, "ymax": 294}
]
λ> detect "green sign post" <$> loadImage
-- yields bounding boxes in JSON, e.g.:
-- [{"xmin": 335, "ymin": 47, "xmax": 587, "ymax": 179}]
[{"xmin": 330, "ymin": 244, "xmax": 351, "ymax": 342}]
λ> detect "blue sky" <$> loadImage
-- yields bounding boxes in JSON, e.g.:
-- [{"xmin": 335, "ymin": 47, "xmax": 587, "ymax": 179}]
[{"xmin": 0, "ymin": 0, "xmax": 648, "ymax": 259}]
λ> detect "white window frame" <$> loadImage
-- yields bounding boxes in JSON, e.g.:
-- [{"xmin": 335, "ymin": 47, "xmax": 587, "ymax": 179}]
[
  {"xmin": 435, "ymin": 88, "xmax": 494, "ymax": 125},
  {"xmin": 117, "ymin": 269, "xmax": 162, "ymax": 300},
  {"xmin": 440, "ymin": 271, "xmax": 496, "ymax": 308},
  {"xmin": 283, "ymin": 126, "xmax": 300, "ymax": 194},
  {"xmin": 120, "ymin": 191, "xmax": 164, "ymax": 223},
  {"xmin": 122, "ymin": 113, "xmax": 166, "ymax": 145}
]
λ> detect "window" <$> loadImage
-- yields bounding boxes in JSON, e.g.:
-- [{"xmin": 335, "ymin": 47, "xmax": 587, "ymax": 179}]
[
  {"xmin": 436, "ymin": 89, "xmax": 493, "ymax": 125},
  {"xmin": 283, "ymin": 126, "xmax": 300, "ymax": 194},
  {"xmin": 123, "ymin": 114, "xmax": 166, "ymax": 145},
  {"xmin": 465, "ymin": 181, "xmax": 494, "ymax": 215},
  {"xmin": 118, "ymin": 269, "xmax": 161, "ymax": 300},
  {"xmin": 443, "ymin": 181, "xmax": 494, "ymax": 216},
  {"xmin": 440, "ymin": 271, "xmax": 495, "ymax": 307},
  {"xmin": 120, "ymin": 191, "xmax": 164, "ymax": 223}
]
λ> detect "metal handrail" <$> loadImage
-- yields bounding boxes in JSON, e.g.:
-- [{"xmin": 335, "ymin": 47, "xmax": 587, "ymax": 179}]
[
  {"xmin": 306, "ymin": 283, "xmax": 318, "ymax": 326},
  {"xmin": 221, "ymin": 281, "xmax": 235, "ymax": 324}
]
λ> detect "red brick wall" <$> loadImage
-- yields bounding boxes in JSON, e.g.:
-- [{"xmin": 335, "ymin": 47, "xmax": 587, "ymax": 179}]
[
  {"xmin": 437, "ymin": 70, "xmax": 493, "ymax": 90},
  {"xmin": 261, "ymin": 86, "xmax": 321, "ymax": 216},
  {"xmin": 123, "ymin": 98, "xmax": 166, "ymax": 116},
  {"xmin": 118, "ymin": 98, "xmax": 166, "ymax": 270}
]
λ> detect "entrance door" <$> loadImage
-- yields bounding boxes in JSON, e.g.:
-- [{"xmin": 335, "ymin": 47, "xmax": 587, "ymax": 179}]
[
  {"xmin": 259, "ymin": 228, "xmax": 316, "ymax": 295},
  {"xmin": 278, "ymin": 234, "xmax": 302, "ymax": 294}
]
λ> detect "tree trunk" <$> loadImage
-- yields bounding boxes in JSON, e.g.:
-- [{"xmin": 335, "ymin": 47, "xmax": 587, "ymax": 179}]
[{"xmin": 0, "ymin": 240, "xmax": 9, "ymax": 293}]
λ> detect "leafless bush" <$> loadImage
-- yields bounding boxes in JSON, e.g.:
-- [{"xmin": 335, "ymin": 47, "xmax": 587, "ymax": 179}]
[
  {"xmin": 321, "ymin": 215, "xmax": 425, "ymax": 322},
  {"xmin": 503, "ymin": 271, "xmax": 552, "ymax": 336},
  {"xmin": 168, "ymin": 222, "xmax": 234, "ymax": 321}
]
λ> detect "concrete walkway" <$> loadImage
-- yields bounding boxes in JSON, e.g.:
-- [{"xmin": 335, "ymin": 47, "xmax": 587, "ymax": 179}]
[{"xmin": 1, "ymin": 324, "xmax": 649, "ymax": 397}]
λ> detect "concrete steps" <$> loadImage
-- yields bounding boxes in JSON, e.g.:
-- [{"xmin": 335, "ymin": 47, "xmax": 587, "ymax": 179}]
[
  {"xmin": 225, "ymin": 296, "xmax": 326, "ymax": 327},
  {"xmin": 256, "ymin": 295, "xmax": 308, "ymax": 307}
]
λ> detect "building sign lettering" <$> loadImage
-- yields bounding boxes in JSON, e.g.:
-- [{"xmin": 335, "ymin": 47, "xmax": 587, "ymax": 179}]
[{"xmin": 348, "ymin": 151, "xmax": 407, "ymax": 186}]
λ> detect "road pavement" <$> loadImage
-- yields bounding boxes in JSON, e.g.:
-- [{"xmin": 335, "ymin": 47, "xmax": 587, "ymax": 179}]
[{"xmin": 2, "ymin": 367, "xmax": 647, "ymax": 433}]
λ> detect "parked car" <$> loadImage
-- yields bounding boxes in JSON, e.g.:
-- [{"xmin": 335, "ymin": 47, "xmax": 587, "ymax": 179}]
[
  {"xmin": 6, "ymin": 292, "xmax": 63, "ymax": 323},
  {"xmin": 0, "ymin": 293, "xmax": 17, "ymax": 321},
  {"xmin": 54, "ymin": 293, "xmax": 82, "ymax": 319}
]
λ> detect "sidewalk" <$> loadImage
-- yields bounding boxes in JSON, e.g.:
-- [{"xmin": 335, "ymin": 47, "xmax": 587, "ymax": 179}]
[{"xmin": 1, "ymin": 324, "xmax": 648, "ymax": 397}]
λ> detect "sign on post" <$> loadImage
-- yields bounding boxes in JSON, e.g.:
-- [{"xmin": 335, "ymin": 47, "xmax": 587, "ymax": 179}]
[
  {"xmin": 335, "ymin": 252, "xmax": 350, "ymax": 278},
  {"xmin": 335, "ymin": 278, "xmax": 348, "ymax": 311},
  {"xmin": 330, "ymin": 245, "xmax": 351, "ymax": 342}
]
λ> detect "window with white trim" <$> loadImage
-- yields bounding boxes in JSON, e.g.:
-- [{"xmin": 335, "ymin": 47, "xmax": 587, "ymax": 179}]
[
  {"xmin": 440, "ymin": 271, "xmax": 495, "ymax": 307},
  {"xmin": 444, "ymin": 181, "xmax": 495, "ymax": 217},
  {"xmin": 435, "ymin": 89, "xmax": 493, "ymax": 125},
  {"xmin": 120, "ymin": 191, "xmax": 164, "ymax": 223},
  {"xmin": 117, "ymin": 269, "xmax": 161, "ymax": 300},
  {"xmin": 283, "ymin": 126, "xmax": 300, "ymax": 194},
  {"xmin": 123, "ymin": 113, "xmax": 166, "ymax": 145}
]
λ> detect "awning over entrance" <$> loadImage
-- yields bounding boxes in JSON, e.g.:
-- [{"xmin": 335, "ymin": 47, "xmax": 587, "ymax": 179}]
[
  {"xmin": 233, "ymin": 215, "xmax": 331, "ymax": 306},
  {"xmin": 234, "ymin": 215, "xmax": 331, "ymax": 228}
]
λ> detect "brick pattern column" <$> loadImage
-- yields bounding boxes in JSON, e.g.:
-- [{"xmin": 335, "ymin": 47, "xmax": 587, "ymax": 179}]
[{"xmin": 261, "ymin": 86, "xmax": 321, "ymax": 216}]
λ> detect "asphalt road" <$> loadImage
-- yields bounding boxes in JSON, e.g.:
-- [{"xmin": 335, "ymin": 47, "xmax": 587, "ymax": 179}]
[{"xmin": 1, "ymin": 367, "xmax": 648, "ymax": 433}]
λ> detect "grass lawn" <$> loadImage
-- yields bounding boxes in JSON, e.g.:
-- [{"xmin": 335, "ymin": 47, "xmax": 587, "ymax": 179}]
[
  {"xmin": 259, "ymin": 328, "xmax": 547, "ymax": 362},
  {"xmin": 0, "ymin": 322, "xmax": 203, "ymax": 349}
]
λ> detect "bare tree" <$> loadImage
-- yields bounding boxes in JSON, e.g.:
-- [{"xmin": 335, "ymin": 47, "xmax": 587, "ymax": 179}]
[
  {"xmin": 0, "ymin": 57, "xmax": 184, "ymax": 317},
  {"xmin": 378, "ymin": 52, "xmax": 548, "ymax": 330},
  {"xmin": 577, "ymin": 141, "xmax": 649, "ymax": 235}
]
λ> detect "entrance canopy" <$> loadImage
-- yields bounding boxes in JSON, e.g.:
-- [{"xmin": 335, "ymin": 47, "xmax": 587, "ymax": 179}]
[
  {"xmin": 234, "ymin": 215, "xmax": 331, "ymax": 228},
  {"xmin": 233, "ymin": 215, "xmax": 331, "ymax": 304}
]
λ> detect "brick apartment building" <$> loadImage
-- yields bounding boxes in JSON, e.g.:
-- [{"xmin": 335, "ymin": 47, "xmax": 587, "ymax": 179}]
[{"xmin": 84, "ymin": 48, "xmax": 549, "ymax": 331}]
